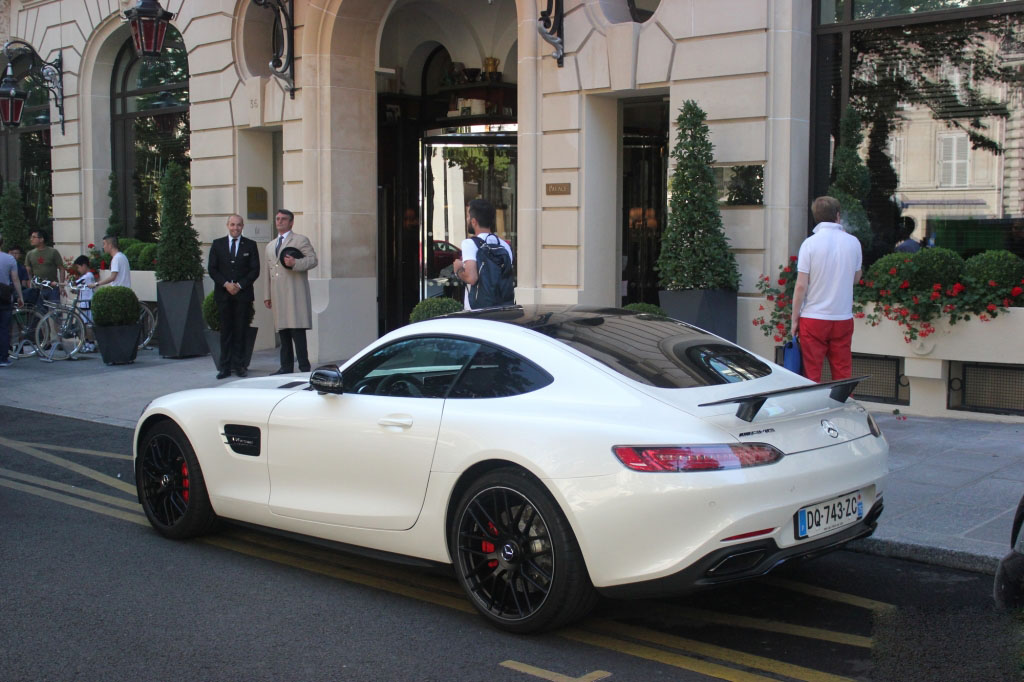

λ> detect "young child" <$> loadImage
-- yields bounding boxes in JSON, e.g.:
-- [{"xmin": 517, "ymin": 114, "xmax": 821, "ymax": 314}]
[{"xmin": 73, "ymin": 256, "xmax": 97, "ymax": 352}]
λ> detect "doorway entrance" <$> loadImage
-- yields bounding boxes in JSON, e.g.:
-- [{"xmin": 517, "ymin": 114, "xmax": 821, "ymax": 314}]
[{"xmin": 620, "ymin": 99, "xmax": 669, "ymax": 306}]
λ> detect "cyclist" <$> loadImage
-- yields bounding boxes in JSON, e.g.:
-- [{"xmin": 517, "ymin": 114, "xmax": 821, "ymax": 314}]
[{"xmin": 1, "ymin": 234, "xmax": 25, "ymax": 367}]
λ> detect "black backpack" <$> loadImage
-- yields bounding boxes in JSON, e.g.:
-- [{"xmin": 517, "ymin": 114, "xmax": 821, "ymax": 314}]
[{"xmin": 468, "ymin": 234, "xmax": 514, "ymax": 309}]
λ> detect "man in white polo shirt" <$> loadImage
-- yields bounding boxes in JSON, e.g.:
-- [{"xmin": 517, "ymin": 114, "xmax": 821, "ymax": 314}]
[{"xmin": 790, "ymin": 196, "xmax": 862, "ymax": 383}]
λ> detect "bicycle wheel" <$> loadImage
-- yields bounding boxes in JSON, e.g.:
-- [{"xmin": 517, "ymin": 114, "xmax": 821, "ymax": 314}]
[
  {"xmin": 35, "ymin": 310, "xmax": 87, "ymax": 361},
  {"xmin": 138, "ymin": 303, "xmax": 156, "ymax": 350},
  {"xmin": 10, "ymin": 308, "xmax": 44, "ymax": 358}
]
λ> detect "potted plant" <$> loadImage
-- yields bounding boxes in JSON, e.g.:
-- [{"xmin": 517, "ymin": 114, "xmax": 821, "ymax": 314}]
[
  {"xmin": 92, "ymin": 286, "xmax": 142, "ymax": 365},
  {"xmin": 155, "ymin": 161, "xmax": 207, "ymax": 358},
  {"xmin": 202, "ymin": 290, "xmax": 258, "ymax": 372},
  {"xmin": 409, "ymin": 296, "xmax": 463, "ymax": 322},
  {"xmin": 656, "ymin": 100, "xmax": 740, "ymax": 341}
]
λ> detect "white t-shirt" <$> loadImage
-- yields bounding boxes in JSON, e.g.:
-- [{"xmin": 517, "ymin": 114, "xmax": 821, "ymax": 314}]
[
  {"xmin": 75, "ymin": 271, "xmax": 95, "ymax": 307},
  {"xmin": 796, "ymin": 222, "xmax": 862, "ymax": 321},
  {"xmin": 460, "ymin": 232, "xmax": 514, "ymax": 310},
  {"xmin": 110, "ymin": 251, "xmax": 131, "ymax": 288}
]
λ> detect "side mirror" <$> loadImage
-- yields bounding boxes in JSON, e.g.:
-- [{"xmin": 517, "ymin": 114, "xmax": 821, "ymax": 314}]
[{"xmin": 309, "ymin": 365, "xmax": 344, "ymax": 395}]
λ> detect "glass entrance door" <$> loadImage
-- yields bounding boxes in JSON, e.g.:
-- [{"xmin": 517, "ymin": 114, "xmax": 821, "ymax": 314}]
[{"xmin": 420, "ymin": 133, "xmax": 517, "ymax": 304}]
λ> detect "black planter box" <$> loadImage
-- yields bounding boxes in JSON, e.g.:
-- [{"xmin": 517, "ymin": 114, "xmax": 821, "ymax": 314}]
[
  {"xmin": 205, "ymin": 327, "xmax": 259, "ymax": 372},
  {"xmin": 158, "ymin": 280, "xmax": 209, "ymax": 358},
  {"xmin": 659, "ymin": 289, "xmax": 738, "ymax": 342},
  {"xmin": 95, "ymin": 324, "xmax": 141, "ymax": 365}
]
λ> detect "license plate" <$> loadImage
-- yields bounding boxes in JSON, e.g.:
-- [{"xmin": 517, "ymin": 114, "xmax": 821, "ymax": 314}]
[{"xmin": 796, "ymin": 490, "xmax": 863, "ymax": 539}]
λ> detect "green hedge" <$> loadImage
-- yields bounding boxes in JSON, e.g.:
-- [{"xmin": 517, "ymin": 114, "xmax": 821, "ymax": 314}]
[
  {"xmin": 202, "ymin": 290, "xmax": 255, "ymax": 331},
  {"xmin": 92, "ymin": 286, "xmax": 140, "ymax": 327},
  {"xmin": 964, "ymin": 249, "xmax": 1024, "ymax": 288},
  {"xmin": 410, "ymin": 296, "xmax": 462, "ymax": 322},
  {"xmin": 623, "ymin": 302, "xmax": 667, "ymax": 317},
  {"xmin": 138, "ymin": 243, "xmax": 159, "ymax": 271}
]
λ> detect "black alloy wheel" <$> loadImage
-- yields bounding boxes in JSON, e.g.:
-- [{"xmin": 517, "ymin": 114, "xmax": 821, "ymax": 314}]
[
  {"xmin": 137, "ymin": 421, "xmax": 216, "ymax": 539},
  {"xmin": 452, "ymin": 468, "xmax": 596, "ymax": 633}
]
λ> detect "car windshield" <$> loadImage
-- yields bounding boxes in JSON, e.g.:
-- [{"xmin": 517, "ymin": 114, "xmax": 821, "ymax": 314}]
[{"xmin": 454, "ymin": 306, "xmax": 773, "ymax": 389}]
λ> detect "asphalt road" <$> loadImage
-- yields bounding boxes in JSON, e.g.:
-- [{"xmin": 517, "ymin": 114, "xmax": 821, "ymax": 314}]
[{"xmin": 1, "ymin": 407, "xmax": 1020, "ymax": 682}]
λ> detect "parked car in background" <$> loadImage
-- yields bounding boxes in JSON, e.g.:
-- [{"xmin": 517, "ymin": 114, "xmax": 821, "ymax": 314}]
[{"xmin": 994, "ymin": 492, "xmax": 1024, "ymax": 608}]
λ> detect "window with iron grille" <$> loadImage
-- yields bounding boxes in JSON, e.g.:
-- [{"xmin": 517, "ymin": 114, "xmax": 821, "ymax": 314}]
[
  {"xmin": 948, "ymin": 362, "xmax": 1024, "ymax": 416},
  {"xmin": 773, "ymin": 350, "xmax": 909, "ymax": 405}
]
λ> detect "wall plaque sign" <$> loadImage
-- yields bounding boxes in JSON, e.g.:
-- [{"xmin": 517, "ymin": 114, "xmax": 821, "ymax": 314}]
[{"xmin": 545, "ymin": 183, "xmax": 571, "ymax": 196}]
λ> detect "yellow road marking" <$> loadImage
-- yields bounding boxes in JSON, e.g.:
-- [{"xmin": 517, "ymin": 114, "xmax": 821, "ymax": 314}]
[
  {"xmin": 0, "ymin": 467, "xmax": 138, "ymax": 510},
  {"xmin": 0, "ymin": 437, "xmax": 132, "ymax": 460},
  {"xmin": 760, "ymin": 577, "xmax": 896, "ymax": 613},
  {"xmin": 673, "ymin": 607, "xmax": 872, "ymax": 649},
  {"xmin": 0, "ymin": 436, "xmax": 135, "ymax": 495},
  {"xmin": 561, "ymin": 629, "xmax": 779, "ymax": 682},
  {"xmin": 201, "ymin": 535, "xmax": 476, "ymax": 614},
  {"xmin": 586, "ymin": 619, "xmax": 855, "ymax": 682},
  {"xmin": 500, "ymin": 660, "xmax": 611, "ymax": 682},
  {"xmin": 0, "ymin": 477, "xmax": 147, "ymax": 526}
]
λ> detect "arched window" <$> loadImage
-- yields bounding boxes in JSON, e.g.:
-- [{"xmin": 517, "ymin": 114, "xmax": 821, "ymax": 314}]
[
  {"xmin": 0, "ymin": 78, "xmax": 52, "ymax": 238},
  {"xmin": 111, "ymin": 27, "xmax": 189, "ymax": 240}
]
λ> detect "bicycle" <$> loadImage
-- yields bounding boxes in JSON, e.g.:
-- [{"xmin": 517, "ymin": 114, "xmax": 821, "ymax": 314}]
[
  {"xmin": 33, "ymin": 279, "xmax": 89, "ymax": 362},
  {"xmin": 9, "ymin": 304, "xmax": 46, "ymax": 359},
  {"xmin": 137, "ymin": 301, "xmax": 156, "ymax": 350}
]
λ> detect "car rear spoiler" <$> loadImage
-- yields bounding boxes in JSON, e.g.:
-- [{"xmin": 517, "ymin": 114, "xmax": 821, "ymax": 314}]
[{"xmin": 698, "ymin": 376, "xmax": 868, "ymax": 422}]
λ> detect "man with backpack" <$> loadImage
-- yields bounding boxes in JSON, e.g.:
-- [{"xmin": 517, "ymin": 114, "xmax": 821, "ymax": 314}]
[{"xmin": 452, "ymin": 199, "xmax": 515, "ymax": 310}]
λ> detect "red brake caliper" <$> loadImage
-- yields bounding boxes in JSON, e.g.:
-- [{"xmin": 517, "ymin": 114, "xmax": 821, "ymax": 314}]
[
  {"xmin": 181, "ymin": 462, "xmax": 190, "ymax": 503},
  {"xmin": 481, "ymin": 521, "xmax": 499, "ymax": 568}
]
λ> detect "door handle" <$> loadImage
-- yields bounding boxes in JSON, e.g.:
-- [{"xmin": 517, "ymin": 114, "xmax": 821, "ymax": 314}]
[{"xmin": 378, "ymin": 416, "xmax": 413, "ymax": 428}]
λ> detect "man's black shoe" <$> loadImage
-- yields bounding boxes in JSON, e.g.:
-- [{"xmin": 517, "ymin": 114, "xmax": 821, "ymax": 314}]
[
  {"xmin": 235, "ymin": 368, "xmax": 248, "ymax": 378},
  {"xmin": 270, "ymin": 367, "xmax": 293, "ymax": 375},
  {"xmin": 299, "ymin": 365, "xmax": 311, "ymax": 373},
  {"xmin": 216, "ymin": 369, "xmax": 231, "ymax": 380}
]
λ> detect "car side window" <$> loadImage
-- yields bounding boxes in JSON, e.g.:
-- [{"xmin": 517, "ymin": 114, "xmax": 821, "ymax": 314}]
[
  {"xmin": 448, "ymin": 344, "xmax": 553, "ymax": 399},
  {"xmin": 343, "ymin": 337, "xmax": 479, "ymax": 398}
]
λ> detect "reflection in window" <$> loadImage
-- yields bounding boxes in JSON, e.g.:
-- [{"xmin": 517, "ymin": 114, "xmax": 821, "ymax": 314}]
[
  {"xmin": 714, "ymin": 165, "xmax": 764, "ymax": 205},
  {"xmin": 343, "ymin": 337, "xmax": 480, "ymax": 398},
  {"xmin": 111, "ymin": 29, "xmax": 190, "ymax": 240},
  {"xmin": 813, "ymin": 11, "xmax": 1024, "ymax": 263},
  {"xmin": 854, "ymin": 0, "xmax": 1014, "ymax": 20},
  {"xmin": 448, "ymin": 344, "xmax": 553, "ymax": 398},
  {"xmin": 0, "ymin": 79, "xmax": 52, "ymax": 236}
]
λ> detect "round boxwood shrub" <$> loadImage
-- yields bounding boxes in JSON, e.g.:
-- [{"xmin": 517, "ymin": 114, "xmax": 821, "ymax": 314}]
[
  {"xmin": 964, "ymin": 249, "xmax": 1024, "ymax": 289},
  {"xmin": 123, "ymin": 242, "xmax": 147, "ymax": 269},
  {"xmin": 202, "ymin": 290, "xmax": 256, "ymax": 331},
  {"xmin": 92, "ymin": 286, "xmax": 140, "ymax": 327},
  {"xmin": 138, "ymin": 243, "xmax": 159, "ymax": 271},
  {"xmin": 410, "ymin": 296, "xmax": 462, "ymax": 322},
  {"xmin": 864, "ymin": 252, "xmax": 912, "ymax": 285},
  {"xmin": 909, "ymin": 247, "xmax": 964, "ymax": 290},
  {"xmin": 623, "ymin": 302, "xmax": 667, "ymax": 317}
]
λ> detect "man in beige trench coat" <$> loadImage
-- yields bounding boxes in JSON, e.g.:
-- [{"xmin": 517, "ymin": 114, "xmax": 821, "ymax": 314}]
[{"xmin": 264, "ymin": 208, "xmax": 318, "ymax": 374}]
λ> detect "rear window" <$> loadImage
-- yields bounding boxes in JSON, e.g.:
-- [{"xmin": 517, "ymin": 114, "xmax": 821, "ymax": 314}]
[{"xmin": 532, "ymin": 313, "xmax": 772, "ymax": 388}]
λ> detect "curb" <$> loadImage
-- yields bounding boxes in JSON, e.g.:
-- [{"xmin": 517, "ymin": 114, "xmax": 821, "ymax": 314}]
[{"xmin": 848, "ymin": 536, "xmax": 1001, "ymax": 576}]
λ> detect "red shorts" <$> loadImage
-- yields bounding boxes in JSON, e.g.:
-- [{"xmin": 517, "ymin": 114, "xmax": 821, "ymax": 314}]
[{"xmin": 798, "ymin": 317, "xmax": 854, "ymax": 383}]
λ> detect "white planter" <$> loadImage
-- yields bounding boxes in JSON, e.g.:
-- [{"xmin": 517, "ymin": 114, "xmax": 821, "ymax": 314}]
[
  {"xmin": 851, "ymin": 307, "xmax": 1023, "ymax": 422},
  {"xmin": 131, "ymin": 270, "xmax": 158, "ymax": 302}
]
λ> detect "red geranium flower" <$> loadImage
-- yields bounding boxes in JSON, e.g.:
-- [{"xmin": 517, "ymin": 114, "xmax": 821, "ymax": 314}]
[
  {"xmin": 912, "ymin": 295, "xmax": 919, "ymax": 304},
  {"xmin": 1012, "ymin": 286, "xmax": 1023, "ymax": 297},
  {"xmin": 989, "ymin": 280, "xmax": 998, "ymax": 287},
  {"xmin": 952, "ymin": 282, "xmax": 965, "ymax": 295},
  {"xmin": 929, "ymin": 291, "xmax": 941, "ymax": 300},
  {"xmin": 854, "ymin": 312, "xmax": 866, "ymax": 318},
  {"xmin": 773, "ymin": 335, "xmax": 783, "ymax": 342},
  {"xmin": 776, "ymin": 322, "xmax": 785, "ymax": 332},
  {"xmin": 758, "ymin": 305, "xmax": 765, "ymax": 311},
  {"xmin": 778, "ymin": 278, "xmax": 787, "ymax": 286},
  {"xmin": 1005, "ymin": 298, "xmax": 1012, "ymax": 307},
  {"xmin": 87, "ymin": 243, "xmax": 94, "ymax": 249},
  {"xmin": 789, "ymin": 255, "xmax": 798, "ymax": 262},
  {"xmin": 858, "ymin": 279, "xmax": 865, "ymax": 285},
  {"xmin": 899, "ymin": 280, "xmax": 910, "ymax": 289},
  {"xmin": 783, "ymin": 266, "xmax": 791, "ymax": 273},
  {"xmin": 889, "ymin": 268, "xmax": 898, "ymax": 275},
  {"xmin": 987, "ymin": 303, "xmax": 997, "ymax": 312},
  {"xmin": 766, "ymin": 295, "xmax": 774, "ymax": 301},
  {"xmin": 933, "ymin": 283, "xmax": 942, "ymax": 291}
]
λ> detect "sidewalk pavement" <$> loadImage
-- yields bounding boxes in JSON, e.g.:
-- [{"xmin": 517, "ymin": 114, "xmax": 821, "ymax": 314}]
[{"xmin": 0, "ymin": 345, "xmax": 1021, "ymax": 575}]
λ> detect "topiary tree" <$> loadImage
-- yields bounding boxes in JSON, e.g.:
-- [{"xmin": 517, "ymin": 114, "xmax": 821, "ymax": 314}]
[
  {"xmin": 410, "ymin": 296, "xmax": 462, "ymax": 322},
  {"xmin": 827, "ymin": 107, "xmax": 872, "ymax": 252},
  {"xmin": 139, "ymin": 243, "xmax": 159, "ymax": 271},
  {"xmin": 107, "ymin": 171, "xmax": 124, "ymax": 237},
  {"xmin": 0, "ymin": 182, "xmax": 29, "ymax": 254},
  {"xmin": 92, "ymin": 285, "xmax": 140, "ymax": 327},
  {"xmin": 155, "ymin": 161, "xmax": 203, "ymax": 282},
  {"xmin": 656, "ymin": 100, "xmax": 739, "ymax": 292}
]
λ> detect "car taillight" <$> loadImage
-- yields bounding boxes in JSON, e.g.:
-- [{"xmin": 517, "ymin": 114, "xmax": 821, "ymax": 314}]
[{"xmin": 612, "ymin": 443, "xmax": 784, "ymax": 472}]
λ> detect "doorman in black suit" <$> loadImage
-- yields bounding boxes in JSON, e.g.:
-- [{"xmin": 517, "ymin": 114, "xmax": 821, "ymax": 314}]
[{"xmin": 208, "ymin": 214, "xmax": 261, "ymax": 379}]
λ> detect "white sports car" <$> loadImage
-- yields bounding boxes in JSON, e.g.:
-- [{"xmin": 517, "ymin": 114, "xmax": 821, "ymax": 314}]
[{"xmin": 134, "ymin": 306, "xmax": 888, "ymax": 632}]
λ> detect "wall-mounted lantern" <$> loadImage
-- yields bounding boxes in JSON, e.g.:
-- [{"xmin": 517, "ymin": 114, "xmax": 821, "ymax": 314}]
[
  {"xmin": 0, "ymin": 40, "xmax": 65, "ymax": 134},
  {"xmin": 251, "ymin": 0, "xmax": 296, "ymax": 99},
  {"xmin": 538, "ymin": 0, "xmax": 565, "ymax": 67},
  {"xmin": 123, "ymin": 0, "xmax": 176, "ymax": 58}
]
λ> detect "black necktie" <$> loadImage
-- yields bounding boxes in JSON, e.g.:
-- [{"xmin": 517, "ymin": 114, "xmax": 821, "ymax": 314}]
[
  {"xmin": 275, "ymin": 236, "xmax": 283, "ymax": 256},
  {"xmin": 230, "ymin": 238, "xmax": 237, "ymax": 258}
]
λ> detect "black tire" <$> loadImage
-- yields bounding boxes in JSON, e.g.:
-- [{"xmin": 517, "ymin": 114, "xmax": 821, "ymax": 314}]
[
  {"xmin": 136, "ymin": 421, "xmax": 217, "ymax": 539},
  {"xmin": 450, "ymin": 467, "xmax": 597, "ymax": 633}
]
